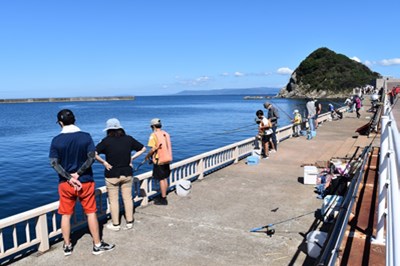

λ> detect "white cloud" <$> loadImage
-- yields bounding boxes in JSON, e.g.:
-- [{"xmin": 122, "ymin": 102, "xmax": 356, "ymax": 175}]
[
  {"xmin": 196, "ymin": 76, "xmax": 210, "ymax": 82},
  {"xmin": 378, "ymin": 58, "xmax": 400, "ymax": 66},
  {"xmin": 276, "ymin": 67, "xmax": 293, "ymax": 75},
  {"xmin": 350, "ymin": 56, "xmax": 361, "ymax": 62},
  {"xmin": 234, "ymin": 71, "xmax": 244, "ymax": 77},
  {"xmin": 176, "ymin": 75, "xmax": 212, "ymax": 86},
  {"xmin": 225, "ymin": 71, "xmax": 271, "ymax": 77}
]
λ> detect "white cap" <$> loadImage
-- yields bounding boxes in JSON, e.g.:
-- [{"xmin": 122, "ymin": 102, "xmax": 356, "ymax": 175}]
[
  {"xmin": 150, "ymin": 118, "xmax": 161, "ymax": 126},
  {"xmin": 293, "ymin": 109, "xmax": 299, "ymax": 114},
  {"xmin": 104, "ymin": 118, "xmax": 123, "ymax": 131}
]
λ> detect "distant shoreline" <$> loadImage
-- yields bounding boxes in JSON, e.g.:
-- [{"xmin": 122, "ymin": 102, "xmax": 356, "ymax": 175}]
[{"xmin": 0, "ymin": 96, "xmax": 135, "ymax": 104}]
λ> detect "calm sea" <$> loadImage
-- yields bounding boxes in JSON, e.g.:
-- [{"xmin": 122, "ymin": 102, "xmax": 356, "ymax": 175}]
[{"xmin": 0, "ymin": 95, "xmax": 342, "ymax": 219}]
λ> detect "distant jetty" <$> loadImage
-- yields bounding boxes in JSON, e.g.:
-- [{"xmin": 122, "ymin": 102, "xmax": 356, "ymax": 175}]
[{"xmin": 0, "ymin": 96, "xmax": 135, "ymax": 104}]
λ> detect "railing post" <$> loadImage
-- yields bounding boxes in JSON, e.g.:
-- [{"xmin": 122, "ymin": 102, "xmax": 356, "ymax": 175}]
[
  {"xmin": 36, "ymin": 214, "xmax": 50, "ymax": 252},
  {"xmin": 234, "ymin": 146, "xmax": 239, "ymax": 164},
  {"xmin": 373, "ymin": 115, "xmax": 389, "ymax": 244},
  {"xmin": 198, "ymin": 158, "xmax": 204, "ymax": 180},
  {"xmin": 139, "ymin": 179, "xmax": 149, "ymax": 207}
]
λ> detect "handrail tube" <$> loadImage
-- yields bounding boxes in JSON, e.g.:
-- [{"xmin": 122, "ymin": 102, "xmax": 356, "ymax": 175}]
[{"xmin": 0, "ymin": 202, "xmax": 59, "ymax": 229}]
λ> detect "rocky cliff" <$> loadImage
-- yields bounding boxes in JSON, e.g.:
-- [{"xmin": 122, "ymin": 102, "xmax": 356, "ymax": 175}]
[{"xmin": 277, "ymin": 47, "xmax": 381, "ymax": 98}]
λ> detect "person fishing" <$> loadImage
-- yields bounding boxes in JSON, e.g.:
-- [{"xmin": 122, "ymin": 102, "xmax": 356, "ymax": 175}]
[
  {"xmin": 292, "ymin": 109, "xmax": 302, "ymax": 137},
  {"xmin": 328, "ymin": 103, "xmax": 343, "ymax": 120},
  {"xmin": 305, "ymin": 98, "xmax": 317, "ymax": 140},
  {"xmin": 314, "ymin": 98, "xmax": 322, "ymax": 129},
  {"xmin": 256, "ymin": 110, "xmax": 275, "ymax": 159},
  {"xmin": 263, "ymin": 102, "xmax": 279, "ymax": 152},
  {"xmin": 145, "ymin": 118, "xmax": 173, "ymax": 205}
]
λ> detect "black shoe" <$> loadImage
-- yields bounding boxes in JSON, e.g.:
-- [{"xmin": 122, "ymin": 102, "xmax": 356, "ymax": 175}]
[
  {"xmin": 92, "ymin": 241, "xmax": 115, "ymax": 255},
  {"xmin": 154, "ymin": 197, "xmax": 168, "ymax": 205},
  {"xmin": 63, "ymin": 243, "xmax": 73, "ymax": 256}
]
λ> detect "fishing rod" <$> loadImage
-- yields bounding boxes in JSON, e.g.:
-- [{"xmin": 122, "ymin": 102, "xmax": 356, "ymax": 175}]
[
  {"xmin": 250, "ymin": 210, "xmax": 315, "ymax": 236},
  {"xmin": 215, "ymin": 123, "xmax": 258, "ymax": 135},
  {"xmin": 133, "ymin": 159, "xmax": 149, "ymax": 172},
  {"xmin": 250, "ymin": 194, "xmax": 346, "ymax": 237},
  {"xmin": 213, "ymin": 125, "xmax": 258, "ymax": 135},
  {"xmin": 222, "ymin": 123, "xmax": 257, "ymax": 132},
  {"xmin": 272, "ymin": 103, "xmax": 294, "ymax": 120}
]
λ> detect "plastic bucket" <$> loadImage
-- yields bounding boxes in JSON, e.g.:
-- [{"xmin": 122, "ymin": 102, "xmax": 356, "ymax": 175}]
[
  {"xmin": 176, "ymin": 179, "xmax": 192, "ymax": 197},
  {"xmin": 247, "ymin": 155, "xmax": 259, "ymax": 165},
  {"xmin": 306, "ymin": 231, "xmax": 328, "ymax": 258}
]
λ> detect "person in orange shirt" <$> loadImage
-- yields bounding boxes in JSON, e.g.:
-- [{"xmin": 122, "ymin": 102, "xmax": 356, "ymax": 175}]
[{"xmin": 145, "ymin": 118, "xmax": 173, "ymax": 205}]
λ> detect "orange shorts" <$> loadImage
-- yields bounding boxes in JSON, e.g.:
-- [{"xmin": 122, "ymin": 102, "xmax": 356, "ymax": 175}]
[{"xmin": 58, "ymin": 181, "xmax": 97, "ymax": 215}]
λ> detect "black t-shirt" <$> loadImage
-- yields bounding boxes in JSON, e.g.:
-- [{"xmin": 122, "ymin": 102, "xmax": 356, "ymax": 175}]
[
  {"xmin": 96, "ymin": 135, "xmax": 144, "ymax": 178},
  {"xmin": 314, "ymin": 100, "xmax": 321, "ymax": 113}
]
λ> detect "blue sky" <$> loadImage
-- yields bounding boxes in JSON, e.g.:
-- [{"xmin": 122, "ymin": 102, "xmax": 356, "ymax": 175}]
[{"xmin": 0, "ymin": 0, "xmax": 399, "ymax": 98}]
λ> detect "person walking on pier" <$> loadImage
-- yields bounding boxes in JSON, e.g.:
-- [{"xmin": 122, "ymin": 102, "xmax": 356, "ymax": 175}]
[
  {"xmin": 263, "ymin": 102, "xmax": 279, "ymax": 152},
  {"xmin": 49, "ymin": 109, "xmax": 115, "ymax": 256},
  {"xmin": 353, "ymin": 95, "xmax": 362, "ymax": 118},
  {"xmin": 145, "ymin": 118, "xmax": 173, "ymax": 205},
  {"xmin": 96, "ymin": 118, "xmax": 146, "ymax": 231}
]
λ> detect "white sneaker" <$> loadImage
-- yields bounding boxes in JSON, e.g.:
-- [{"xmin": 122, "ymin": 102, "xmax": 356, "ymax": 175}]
[
  {"xmin": 106, "ymin": 223, "xmax": 120, "ymax": 231},
  {"xmin": 270, "ymin": 149, "xmax": 276, "ymax": 153},
  {"xmin": 125, "ymin": 222, "xmax": 134, "ymax": 229}
]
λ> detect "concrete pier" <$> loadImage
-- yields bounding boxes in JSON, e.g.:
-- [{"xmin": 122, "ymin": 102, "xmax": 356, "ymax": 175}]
[{"xmin": 11, "ymin": 105, "xmax": 383, "ymax": 266}]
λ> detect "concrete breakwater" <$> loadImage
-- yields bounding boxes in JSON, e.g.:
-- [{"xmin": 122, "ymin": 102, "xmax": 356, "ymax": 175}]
[{"xmin": 0, "ymin": 96, "xmax": 134, "ymax": 104}]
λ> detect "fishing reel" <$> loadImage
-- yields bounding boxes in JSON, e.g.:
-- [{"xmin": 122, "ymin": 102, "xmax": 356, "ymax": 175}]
[
  {"xmin": 250, "ymin": 224, "xmax": 276, "ymax": 237},
  {"xmin": 265, "ymin": 226, "xmax": 276, "ymax": 237}
]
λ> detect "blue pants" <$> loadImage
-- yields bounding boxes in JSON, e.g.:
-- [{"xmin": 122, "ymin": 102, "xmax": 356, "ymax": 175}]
[
  {"xmin": 271, "ymin": 125, "xmax": 277, "ymax": 151},
  {"xmin": 308, "ymin": 118, "xmax": 315, "ymax": 132}
]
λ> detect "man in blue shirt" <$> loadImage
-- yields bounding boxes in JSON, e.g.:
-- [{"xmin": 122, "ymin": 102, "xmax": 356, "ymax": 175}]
[{"xmin": 49, "ymin": 109, "xmax": 115, "ymax": 256}]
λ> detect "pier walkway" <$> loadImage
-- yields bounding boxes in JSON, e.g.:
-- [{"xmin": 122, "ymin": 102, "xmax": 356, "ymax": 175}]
[{"xmin": 11, "ymin": 105, "xmax": 383, "ymax": 266}]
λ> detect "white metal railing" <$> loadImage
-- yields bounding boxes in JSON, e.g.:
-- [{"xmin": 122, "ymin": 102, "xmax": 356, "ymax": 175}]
[
  {"xmin": 0, "ymin": 109, "xmax": 337, "ymax": 262},
  {"xmin": 374, "ymin": 95, "xmax": 400, "ymax": 266}
]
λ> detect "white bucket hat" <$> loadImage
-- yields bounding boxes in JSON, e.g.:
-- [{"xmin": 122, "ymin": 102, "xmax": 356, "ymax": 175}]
[{"xmin": 104, "ymin": 118, "xmax": 123, "ymax": 131}]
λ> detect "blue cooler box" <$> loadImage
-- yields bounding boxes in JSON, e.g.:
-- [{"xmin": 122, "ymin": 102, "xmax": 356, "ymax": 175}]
[{"xmin": 247, "ymin": 155, "xmax": 259, "ymax": 165}]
